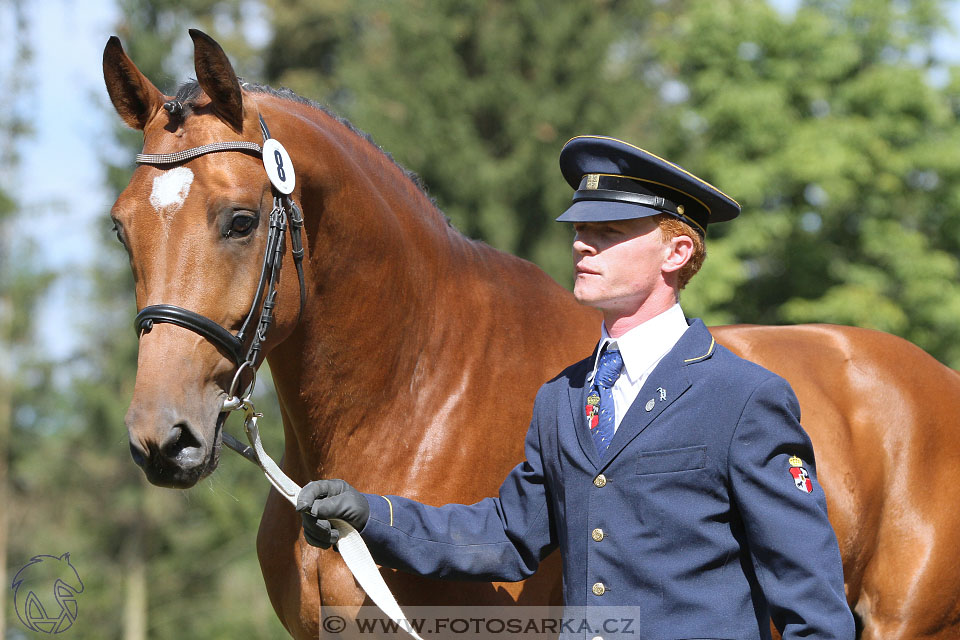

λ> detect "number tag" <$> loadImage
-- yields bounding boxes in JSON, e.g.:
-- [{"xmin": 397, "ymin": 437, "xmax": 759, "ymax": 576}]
[{"xmin": 261, "ymin": 139, "xmax": 295, "ymax": 194}]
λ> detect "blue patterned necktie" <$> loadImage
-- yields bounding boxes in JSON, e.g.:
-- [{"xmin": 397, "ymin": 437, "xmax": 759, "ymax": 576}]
[{"xmin": 586, "ymin": 349, "xmax": 624, "ymax": 456}]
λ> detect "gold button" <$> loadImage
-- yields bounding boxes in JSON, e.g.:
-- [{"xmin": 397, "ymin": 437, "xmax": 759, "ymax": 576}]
[
  {"xmin": 592, "ymin": 582, "xmax": 606, "ymax": 596},
  {"xmin": 591, "ymin": 528, "xmax": 604, "ymax": 542},
  {"xmin": 594, "ymin": 474, "xmax": 606, "ymax": 488}
]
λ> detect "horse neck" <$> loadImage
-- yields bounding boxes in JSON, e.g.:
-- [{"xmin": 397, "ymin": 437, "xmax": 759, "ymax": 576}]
[{"xmin": 261, "ymin": 101, "xmax": 481, "ymax": 456}]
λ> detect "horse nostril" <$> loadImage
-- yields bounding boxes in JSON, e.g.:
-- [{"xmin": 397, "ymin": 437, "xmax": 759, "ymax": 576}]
[
  {"xmin": 160, "ymin": 422, "xmax": 205, "ymax": 467},
  {"xmin": 129, "ymin": 441, "xmax": 147, "ymax": 468}
]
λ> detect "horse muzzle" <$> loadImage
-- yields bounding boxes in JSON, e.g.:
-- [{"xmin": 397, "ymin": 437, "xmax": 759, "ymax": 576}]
[{"xmin": 126, "ymin": 406, "xmax": 222, "ymax": 488}]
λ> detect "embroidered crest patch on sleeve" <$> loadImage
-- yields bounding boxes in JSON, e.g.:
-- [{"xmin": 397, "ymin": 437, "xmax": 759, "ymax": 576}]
[{"xmin": 788, "ymin": 455, "xmax": 813, "ymax": 493}]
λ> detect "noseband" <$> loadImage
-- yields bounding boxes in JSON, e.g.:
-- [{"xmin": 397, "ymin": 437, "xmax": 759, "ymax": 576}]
[{"xmin": 133, "ymin": 115, "xmax": 305, "ymax": 395}]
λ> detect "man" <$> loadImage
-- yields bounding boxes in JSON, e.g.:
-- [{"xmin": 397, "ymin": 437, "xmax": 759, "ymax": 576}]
[{"xmin": 299, "ymin": 136, "xmax": 855, "ymax": 639}]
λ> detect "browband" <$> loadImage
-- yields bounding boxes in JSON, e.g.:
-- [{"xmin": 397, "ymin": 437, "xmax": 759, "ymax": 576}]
[{"xmin": 136, "ymin": 141, "xmax": 263, "ymax": 165}]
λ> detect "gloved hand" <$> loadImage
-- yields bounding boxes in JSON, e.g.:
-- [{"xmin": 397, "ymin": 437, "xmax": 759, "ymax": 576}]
[{"xmin": 296, "ymin": 479, "xmax": 370, "ymax": 549}]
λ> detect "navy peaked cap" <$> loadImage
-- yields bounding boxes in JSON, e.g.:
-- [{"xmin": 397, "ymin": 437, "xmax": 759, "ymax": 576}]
[{"xmin": 556, "ymin": 136, "xmax": 740, "ymax": 235}]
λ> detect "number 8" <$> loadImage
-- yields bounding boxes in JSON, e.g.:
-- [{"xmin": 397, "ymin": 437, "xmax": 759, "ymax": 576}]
[{"xmin": 274, "ymin": 149, "xmax": 286, "ymax": 182}]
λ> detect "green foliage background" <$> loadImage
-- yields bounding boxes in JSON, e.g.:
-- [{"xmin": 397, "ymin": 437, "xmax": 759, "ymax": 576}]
[{"xmin": 5, "ymin": 0, "xmax": 960, "ymax": 637}]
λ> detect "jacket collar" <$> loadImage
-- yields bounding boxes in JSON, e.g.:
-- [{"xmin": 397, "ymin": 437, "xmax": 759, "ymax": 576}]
[
  {"xmin": 587, "ymin": 303, "xmax": 688, "ymax": 386},
  {"xmin": 568, "ymin": 319, "xmax": 717, "ymax": 469}
]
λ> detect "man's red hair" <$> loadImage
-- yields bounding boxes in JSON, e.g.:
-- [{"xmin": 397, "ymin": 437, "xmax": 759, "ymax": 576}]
[{"xmin": 656, "ymin": 215, "xmax": 705, "ymax": 290}]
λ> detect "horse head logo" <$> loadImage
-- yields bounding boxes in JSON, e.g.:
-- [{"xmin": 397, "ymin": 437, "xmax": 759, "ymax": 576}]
[{"xmin": 11, "ymin": 553, "xmax": 84, "ymax": 634}]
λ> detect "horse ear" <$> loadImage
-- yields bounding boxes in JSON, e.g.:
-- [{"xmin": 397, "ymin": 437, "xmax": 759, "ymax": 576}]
[
  {"xmin": 189, "ymin": 29, "xmax": 244, "ymax": 133},
  {"xmin": 103, "ymin": 36, "xmax": 164, "ymax": 131}
]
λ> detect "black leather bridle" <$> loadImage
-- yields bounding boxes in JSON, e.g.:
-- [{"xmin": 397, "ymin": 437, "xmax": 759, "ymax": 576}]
[{"xmin": 133, "ymin": 114, "xmax": 305, "ymax": 398}]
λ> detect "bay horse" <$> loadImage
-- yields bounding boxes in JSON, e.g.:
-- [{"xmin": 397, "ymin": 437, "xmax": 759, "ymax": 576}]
[{"xmin": 104, "ymin": 31, "xmax": 960, "ymax": 640}]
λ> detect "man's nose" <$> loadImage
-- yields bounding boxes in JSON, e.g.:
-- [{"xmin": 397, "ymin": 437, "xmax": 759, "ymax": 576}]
[{"xmin": 573, "ymin": 234, "xmax": 595, "ymax": 255}]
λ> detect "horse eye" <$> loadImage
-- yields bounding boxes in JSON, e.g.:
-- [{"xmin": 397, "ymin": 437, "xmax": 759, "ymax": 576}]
[
  {"xmin": 227, "ymin": 214, "xmax": 256, "ymax": 238},
  {"xmin": 111, "ymin": 221, "xmax": 124, "ymax": 244}
]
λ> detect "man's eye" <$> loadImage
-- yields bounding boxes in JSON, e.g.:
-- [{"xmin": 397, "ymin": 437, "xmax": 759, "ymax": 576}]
[{"xmin": 226, "ymin": 214, "xmax": 256, "ymax": 237}]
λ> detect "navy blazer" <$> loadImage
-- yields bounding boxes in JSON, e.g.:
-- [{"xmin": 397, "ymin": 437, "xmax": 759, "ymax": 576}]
[{"xmin": 361, "ymin": 320, "xmax": 855, "ymax": 639}]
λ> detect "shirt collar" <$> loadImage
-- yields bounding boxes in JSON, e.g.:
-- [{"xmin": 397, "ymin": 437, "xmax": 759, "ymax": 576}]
[{"xmin": 588, "ymin": 304, "xmax": 689, "ymax": 384}]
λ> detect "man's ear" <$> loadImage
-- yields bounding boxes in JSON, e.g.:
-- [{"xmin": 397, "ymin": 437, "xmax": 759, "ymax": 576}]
[{"xmin": 661, "ymin": 234, "xmax": 694, "ymax": 274}]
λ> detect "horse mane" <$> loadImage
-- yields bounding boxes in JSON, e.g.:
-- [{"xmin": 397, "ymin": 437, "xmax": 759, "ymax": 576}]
[{"xmin": 171, "ymin": 79, "xmax": 446, "ymax": 221}]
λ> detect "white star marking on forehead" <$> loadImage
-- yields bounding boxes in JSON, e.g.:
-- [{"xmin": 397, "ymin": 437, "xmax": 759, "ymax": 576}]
[{"xmin": 149, "ymin": 167, "xmax": 194, "ymax": 218}]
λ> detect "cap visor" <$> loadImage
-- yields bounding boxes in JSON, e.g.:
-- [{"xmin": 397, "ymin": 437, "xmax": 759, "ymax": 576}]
[{"xmin": 555, "ymin": 200, "xmax": 662, "ymax": 223}]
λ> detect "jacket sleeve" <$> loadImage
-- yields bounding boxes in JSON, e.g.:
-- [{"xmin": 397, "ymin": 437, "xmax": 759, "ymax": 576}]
[
  {"xmin": 357, "ymin": 402, "xmax": 557, "ymax": 582},
  {"xmin": 728, "ymin": 375, "xmax": 855, "ymax": 640}
]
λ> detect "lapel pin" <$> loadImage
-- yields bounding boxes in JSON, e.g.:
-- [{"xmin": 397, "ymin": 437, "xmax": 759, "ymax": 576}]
[
  {"xmin": 645, "ymin": 398, "xmax": 655, "ymax": 412},
  {"xmin": 657, "ymin": 387, "xmax": 667, "ymax": 401}
]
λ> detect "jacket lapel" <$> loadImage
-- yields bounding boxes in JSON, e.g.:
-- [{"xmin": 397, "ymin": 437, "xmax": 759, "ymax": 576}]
[
  {"xmin": 598, "ymin": 319, "xmax": 717, "ymax": 470},
  {"xmin": 567, "ymin": 345, "xmax": 602, "ymax": 469}
]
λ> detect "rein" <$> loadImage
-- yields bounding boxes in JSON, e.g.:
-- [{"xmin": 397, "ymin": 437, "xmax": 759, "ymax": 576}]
[{"xmin": 131, "ymin": 114, "xmax": 424, "ymax": 640}]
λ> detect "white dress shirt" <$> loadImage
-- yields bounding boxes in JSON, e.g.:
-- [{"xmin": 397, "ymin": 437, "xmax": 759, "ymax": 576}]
[{"xmin": 587, "ymin": 303, "xmax": 689, "ymax": 432}]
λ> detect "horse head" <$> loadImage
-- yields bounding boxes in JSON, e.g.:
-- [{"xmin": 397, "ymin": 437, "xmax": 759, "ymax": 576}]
[{"xmin": 104, "ymin": 31, "xmax": 304, "ymax": 488}]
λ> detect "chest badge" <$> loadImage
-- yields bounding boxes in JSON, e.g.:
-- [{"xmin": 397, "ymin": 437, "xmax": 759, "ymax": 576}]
[
  {"xmin": 789, "ymin": 455, "xmax": 813, "ymax": 493},
  {"xmin": 644, "ymin": 398, "xmax": 655, "ymax": 411},
  {"xmin": 656, "ymin": 387, "xmax": 667, "ymax": 401}
]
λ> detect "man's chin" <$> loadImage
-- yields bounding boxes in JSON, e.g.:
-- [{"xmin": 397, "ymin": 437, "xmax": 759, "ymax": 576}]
[
  {"xmin": 572, "ymin": 282, "xmax": 599, "ymax": 307},
  {"xmin": 572, "ymin": 286, "xmax": 614, "ymax": 312}
]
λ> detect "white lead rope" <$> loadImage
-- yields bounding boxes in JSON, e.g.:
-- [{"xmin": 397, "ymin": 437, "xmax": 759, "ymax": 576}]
[{"xmin": 221, "ymin": 397, "xmax": 424, "ymax": 640}]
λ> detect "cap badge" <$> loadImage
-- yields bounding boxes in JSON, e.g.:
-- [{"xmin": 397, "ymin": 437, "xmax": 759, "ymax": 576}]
[{"xmin": 585, "ymin": 174, "xmax": 600, "ymax": 190}]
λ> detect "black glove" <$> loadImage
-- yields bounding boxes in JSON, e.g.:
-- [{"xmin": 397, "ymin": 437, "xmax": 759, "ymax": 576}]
[{"xmin": 296, "ymin": 479, "xmax": 370, "ymax": 549}]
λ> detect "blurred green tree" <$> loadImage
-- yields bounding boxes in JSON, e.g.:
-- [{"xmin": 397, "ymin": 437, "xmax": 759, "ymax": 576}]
[
  {"xmin": 263, "ymin": 0, "xmax": 663, "ymax": 279},
  {"xmin": 0, "ymin": 1, "xmax": 56, "ymax": 635},
  {"xmin": 642, "ymin": 0, "xmax": 960, "ymax": 367},
  {"xmin": 261, "ymin": 0, "xmax": 960, "ymax": 367},
  {"xmin": 1, "ymin": 2, "xmax": 286, "ymax": 638}
]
